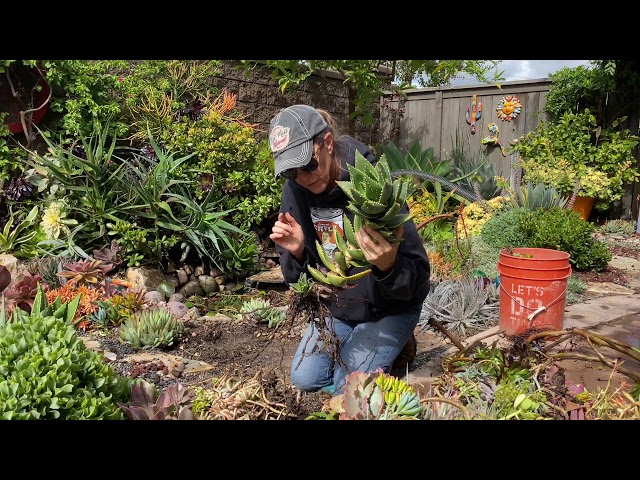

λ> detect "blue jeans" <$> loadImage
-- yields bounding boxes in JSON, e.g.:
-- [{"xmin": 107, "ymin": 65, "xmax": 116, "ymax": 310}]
[{"xmin": 290, "ymin": 310, "xmax": 420, "ymax": 394}]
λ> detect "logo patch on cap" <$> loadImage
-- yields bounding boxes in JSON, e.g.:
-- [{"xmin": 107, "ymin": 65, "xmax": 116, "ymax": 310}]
[{"xmin": 269, "ymin": 126, "xmax": 290, "ymax": 152}]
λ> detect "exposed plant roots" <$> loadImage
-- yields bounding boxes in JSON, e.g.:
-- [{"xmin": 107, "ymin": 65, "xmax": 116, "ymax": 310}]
[{"xmin": 276, "ymin": 284, "xmax": 344, "ymax": 372}]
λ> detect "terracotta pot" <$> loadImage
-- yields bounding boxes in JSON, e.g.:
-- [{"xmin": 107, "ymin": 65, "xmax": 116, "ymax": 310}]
[{"xmin": 572, "ymin": 195, "xmax": 595, "ymax": 221}]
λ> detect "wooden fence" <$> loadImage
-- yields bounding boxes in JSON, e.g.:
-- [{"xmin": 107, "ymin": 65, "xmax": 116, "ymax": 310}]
[{"xmin": 378, "ymin": 79, "xmax": 552, "ymax": 180}]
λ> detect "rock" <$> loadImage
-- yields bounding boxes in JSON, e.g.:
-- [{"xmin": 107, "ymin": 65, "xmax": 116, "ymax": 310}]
[
  {"xmin": 198, "ymin": 313, "xmax": 235, "ymax": 323},
  {"xmin": 0, "ymin": 254, "xmax": 19, "ymax": 276},
  {"xmin": 183, "ymin": 306, "xmax": 200, "ymax": 322},
  {"xmin": 198, "ymin": 275, "xmax": 219, "ymax": 295},
  {"xmin": 163, "ymin": 273, "xmax": 180, "ymax": 288},
  {"xmin": 246, "ymin": 266, "xmax": 285, "ymax": 287},
  {"xmin": 126, "ymin": 266, "xmax": 165, "ymax": 290},
  {"xmin": 176, "ymin": 269, "xmax": 189, "ymax": 285},
  {"xmin": 210, "ymin": 267, "xmax": 223, "ymax": 277},
  {"xmin": 169, "ymin": 293, "xmax": 185, "ymax": 303},
  {"xmin": 144, "ymin": 290, "xmax": 165, "ymax": 304},
  {"xmin": 194, "ymin": 265, "xmax": 206, "ymax": 277},
  {"xmin": 167, "ymin": 301, "xmax": 189, "ymax": 319},
  {"xmin": 178, "ymin": 279, "xmax": 205, "ymax": 297}
]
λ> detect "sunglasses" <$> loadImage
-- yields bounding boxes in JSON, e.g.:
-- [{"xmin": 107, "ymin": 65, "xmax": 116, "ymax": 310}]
[{"xmin": 279, "ymin": 139, "xmax": 324, "ymax": 180}]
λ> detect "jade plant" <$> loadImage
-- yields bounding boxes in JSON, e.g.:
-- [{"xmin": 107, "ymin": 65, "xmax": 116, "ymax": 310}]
[{"xmin": 509, "ymin": 109, "xmax": 640, "ymax": 210}]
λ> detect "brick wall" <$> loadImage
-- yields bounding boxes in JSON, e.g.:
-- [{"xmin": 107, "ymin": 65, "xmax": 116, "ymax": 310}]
[{"xmin": 209, "ymin": 61, "xmax": 383, "ymax": 147}]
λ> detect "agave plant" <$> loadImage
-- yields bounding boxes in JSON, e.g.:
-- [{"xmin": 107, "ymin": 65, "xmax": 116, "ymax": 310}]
[{"xmin": 307, "ymin": 152, "xmax": 415, "ymax": 288}]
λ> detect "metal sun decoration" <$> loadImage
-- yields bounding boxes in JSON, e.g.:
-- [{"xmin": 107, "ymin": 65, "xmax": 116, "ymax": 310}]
[{"xmin": 496, "ymin": 95, "xmax": 522, "ymax": 121}]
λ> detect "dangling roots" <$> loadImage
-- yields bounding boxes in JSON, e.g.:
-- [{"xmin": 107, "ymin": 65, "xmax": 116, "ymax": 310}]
[{"xmin": 276, "ymin": 283, "xmax": 345, "ymax": 372}]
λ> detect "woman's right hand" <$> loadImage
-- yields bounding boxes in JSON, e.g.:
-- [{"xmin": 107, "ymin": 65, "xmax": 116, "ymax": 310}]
[{"xmin": 270, "ymin": 212, "xmax": 305, "ymax": 261}]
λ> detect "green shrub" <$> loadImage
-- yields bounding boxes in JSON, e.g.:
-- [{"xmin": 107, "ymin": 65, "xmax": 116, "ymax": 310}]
[
  {"xmin": 0, "ymin": 313, "xmax": 131, "ymax": 419},
  {"xmin": 480, "ymin": 207, "xmax": 531, "ymax": 250},
  {"xmin": 162, "ymin": 115, "xmax": 281, "ymax": 230},
  {"xmin": 519, "ymin": 208, "xmax": 612, "ymax": 272},
  {"xmin": 467, "ymin": 235, "xmax": 501, "ymax": 279}
]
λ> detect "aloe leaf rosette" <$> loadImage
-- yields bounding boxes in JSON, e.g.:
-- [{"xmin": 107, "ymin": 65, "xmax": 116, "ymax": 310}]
[{"xmin": 307, "ymin": 152, "xmax": 415, "ymax": 288}]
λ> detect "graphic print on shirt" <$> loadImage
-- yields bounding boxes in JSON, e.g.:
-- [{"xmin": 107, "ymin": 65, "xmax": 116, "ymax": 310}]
[{"xmin": 310, "ymin": 207, "xmax": 344, "ymax": 258}]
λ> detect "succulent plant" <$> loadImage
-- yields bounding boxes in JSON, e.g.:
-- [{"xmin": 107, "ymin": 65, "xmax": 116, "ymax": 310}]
[
  {"xmin": 240, "ymin": 297, "xmax": 284, "ymax": 329},
  {"xmin": 118, "ymin": 379, "xmax": 196, "ymax": 420},
  {"xmin": 92, "ymin": 240, "xmax": 123, "ymax": 266},
  {"xmin": 119, "ymin": 307, "xmax": 184, "ymax": 349},
  {"xmin": 289, "ymin": 272, "xmax": 315, "ymax": 298},
  {"xmin": 0, "ymin": 265, "xmax": 11, "ymax": 293},
  {"xmin": 57, "ymin": 258, "xmax": 114, "ymax": 286},
  {"xmin": 3, "ymin": 176, "xmax": 34, "ymax": 201},
  {"xmin": 2, "ymin": 272, "xmax": 41, "ymax": 315},
  {"xmin": 339, "ymin": 152, "xmax": 415, "ymax": 243},
  {"xmin": 307, "ymin": 152, "xmax": 414, "ymax": 288},
  {"xmin": 326, "ymin": 369, "xmax": 423, "ymax": 420}
]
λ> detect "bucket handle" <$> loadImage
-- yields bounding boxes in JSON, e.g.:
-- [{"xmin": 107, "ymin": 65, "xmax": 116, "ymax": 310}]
[{"xmin": 499, "ymin": 283, "xmax": 568, "ymax": 326}]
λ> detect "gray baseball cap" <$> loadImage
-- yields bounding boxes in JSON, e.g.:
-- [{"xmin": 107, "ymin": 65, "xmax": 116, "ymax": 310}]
[{"xmin": 269, "ymin": 105, "xmax": 328, "ymax": 179}]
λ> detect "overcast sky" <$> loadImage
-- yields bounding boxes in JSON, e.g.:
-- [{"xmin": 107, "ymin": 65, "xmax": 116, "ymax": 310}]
[{"xmin": 450, "ymin": 60, "xmax": 591, "ymax": 86}]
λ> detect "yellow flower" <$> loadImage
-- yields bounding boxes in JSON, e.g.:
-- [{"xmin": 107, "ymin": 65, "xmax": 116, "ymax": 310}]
[{"xmin": 40, "ymin": 202, "xmax": 77, "ymax": 240}]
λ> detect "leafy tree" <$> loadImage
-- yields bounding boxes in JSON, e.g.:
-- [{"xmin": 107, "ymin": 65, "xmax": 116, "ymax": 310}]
[
  {"xmin": 239, "ymin": 60, "xmax": 503, "ymax": 136},
  {"xmin": 547, "ymin": 60, "xmax": 640, "ymax": 126}
]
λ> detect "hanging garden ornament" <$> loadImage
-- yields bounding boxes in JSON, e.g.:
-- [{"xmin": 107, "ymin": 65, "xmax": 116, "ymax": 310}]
[
  {"xmin": 481, "ymin": 123, "xmax": 507, "ymax": 157},
  {"xmin": 496, "ymin": 95, "xmax": 522, "ymax": 121},
  {"xmin": 466, "ymin": 95, "xmax": 482, "ymax": 134}
]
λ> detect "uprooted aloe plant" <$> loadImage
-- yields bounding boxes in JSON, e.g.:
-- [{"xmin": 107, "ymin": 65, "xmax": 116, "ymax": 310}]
[
  {"xmin": 307, "ymin": 152, "xmax": 414, "ymax": 288},
  {"xmin": 118, "ymin": 379, "xmax": 195, "ymax": 420}
]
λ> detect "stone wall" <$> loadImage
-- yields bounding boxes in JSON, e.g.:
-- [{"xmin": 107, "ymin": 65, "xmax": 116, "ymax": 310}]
[{"xmin": 209, "ymin": 61, "xmax": 383, "ymax": 147}]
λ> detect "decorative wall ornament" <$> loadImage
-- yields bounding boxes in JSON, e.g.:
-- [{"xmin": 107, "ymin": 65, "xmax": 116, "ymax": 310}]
[
  {"xmin": 496, "ymin": 95, "xmax": 522, "ymax": 121},
  {"xmin": 481, "ymin": 123, "xmax": 507, "ymax": 157},
  {"xmin": 466, "ymin": 95, "xmax": 482, "ymax": 134}
]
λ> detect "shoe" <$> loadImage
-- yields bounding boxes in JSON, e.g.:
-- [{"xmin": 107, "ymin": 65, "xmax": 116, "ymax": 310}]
[
  {"xmin": 391, "ymin": 332, "xmax": 417, "ymax": 371},
  {"xmin": 320, "ymin": 384, "xmax": 336, "ymax": 396}
]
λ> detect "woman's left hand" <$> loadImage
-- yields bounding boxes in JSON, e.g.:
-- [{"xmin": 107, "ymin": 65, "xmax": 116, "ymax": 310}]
[{"xmin": 355, "ymin": 224, "xmax": 403, "ymax": 273}]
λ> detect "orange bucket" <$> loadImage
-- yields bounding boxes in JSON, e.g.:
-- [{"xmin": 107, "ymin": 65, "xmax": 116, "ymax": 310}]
[{"xmin": 498, "ymin": 248, "xmax": 571, "ymax": 335}]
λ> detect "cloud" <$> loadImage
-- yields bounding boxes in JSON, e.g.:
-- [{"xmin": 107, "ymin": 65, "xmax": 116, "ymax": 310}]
[{"xmin": 451, "ymin": 60, "xmax": 591, "ymax": 86}]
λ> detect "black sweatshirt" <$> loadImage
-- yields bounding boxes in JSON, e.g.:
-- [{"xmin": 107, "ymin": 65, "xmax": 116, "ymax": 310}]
[{"xmin": 276, "ymin": 135, "xmax": 431, "ymax": 323}]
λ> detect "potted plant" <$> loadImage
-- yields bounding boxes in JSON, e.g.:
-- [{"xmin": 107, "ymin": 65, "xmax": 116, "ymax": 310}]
[
  {"xmin": 0, "ymin": 60, "xmax": 51, "ymax": 146},
  {"xmin": 509, "ymin": 109, "xmax": 640, "ymax": 216}
]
